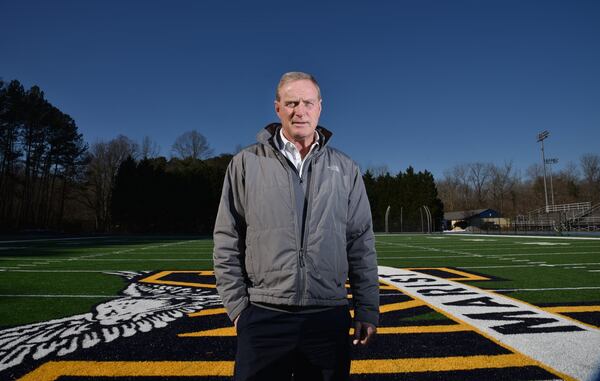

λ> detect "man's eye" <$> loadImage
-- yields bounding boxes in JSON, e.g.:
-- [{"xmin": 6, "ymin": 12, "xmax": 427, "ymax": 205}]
[
  {"xmin": 304, "ymin": 102, "xmax": 314, "ymax": 108},
  {"xmin": 286, "ymin": 102, "xmax": 298, "ymax": 108}
]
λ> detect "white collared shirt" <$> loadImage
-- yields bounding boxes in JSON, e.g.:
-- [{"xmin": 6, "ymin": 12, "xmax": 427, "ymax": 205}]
[{"xmin": 277, "ymin": 128, "xmax": 320, "ymax": 177}]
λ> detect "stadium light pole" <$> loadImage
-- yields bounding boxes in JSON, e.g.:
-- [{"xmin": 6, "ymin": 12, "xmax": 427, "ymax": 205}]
[
  {"xmin": 545, "ymin": 158, "xmax": 558, "ymax": 207},
  {"xmin": 537, "ymin": 130, "xmax": 550, "ymax": 213}
]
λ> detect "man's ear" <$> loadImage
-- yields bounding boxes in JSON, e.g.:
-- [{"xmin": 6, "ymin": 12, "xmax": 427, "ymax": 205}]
[{"xmin": 274, "ymin": 100, "xmax": 280, "ymax": 114}]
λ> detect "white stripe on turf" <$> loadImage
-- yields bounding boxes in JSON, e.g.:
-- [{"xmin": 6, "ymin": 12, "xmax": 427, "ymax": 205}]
[{"xmin": 379, "ymin": 266, "xmax": 600, "ymax": 381}]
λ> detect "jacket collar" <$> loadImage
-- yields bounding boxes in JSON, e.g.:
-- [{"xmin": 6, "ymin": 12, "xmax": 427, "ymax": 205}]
[{"xmin": 257, "ymin": 123, "xmax": 333, "ymax": 150}]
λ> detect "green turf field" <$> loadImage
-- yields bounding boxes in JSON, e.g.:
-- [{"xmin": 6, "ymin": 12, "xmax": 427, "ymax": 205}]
[
  {"xmin": 1, "ymin": 234, "xmax": 599, "ymax": 381},
  {"xmin": 1, "ymin": 233, "xmax": 598, "ymax": 327}
]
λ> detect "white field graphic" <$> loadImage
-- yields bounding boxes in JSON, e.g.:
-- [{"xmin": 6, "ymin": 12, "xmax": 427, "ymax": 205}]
[{"xmin": 378, "ymin": 266, "xmax": 600, "ymax": 381}]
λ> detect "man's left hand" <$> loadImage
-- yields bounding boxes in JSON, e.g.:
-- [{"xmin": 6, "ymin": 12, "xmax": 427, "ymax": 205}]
[{"xmin": 352, "ymin": 321, "xmax": 377, "ymax": 346}]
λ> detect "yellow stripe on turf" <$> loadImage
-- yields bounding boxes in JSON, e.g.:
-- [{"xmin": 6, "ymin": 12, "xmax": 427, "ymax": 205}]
[
  {"xmin": 376, "ymin": 324, "xmax": 469, "ymax": 334},
  {"xmin": 188, "ymin": 308, "xmax": 227, "ymax": 317},
  {"xmin": 543, "ymin": 305, "xmax": 600, "ymax": 313},
  {"xmin": 179, "ymin": 327, "xmax": 236, "ymax": 337},
  {"xmin": 179, "ymin": 324, "xmax": 469, "ymax": 337},
  {"xmin": 380, "ymin": 300, "xmax": 425, "ymax": 313},
  {"xmin": 18, "ymin": 361, "xmax": 234, "ymax": 381},
  {"xmin": 20, "ymin": 355, "xmax": 540, "ymax": 380},
  {"xmin": 351, "ymin": 354, "xmax": 536, "ymax": 374}
]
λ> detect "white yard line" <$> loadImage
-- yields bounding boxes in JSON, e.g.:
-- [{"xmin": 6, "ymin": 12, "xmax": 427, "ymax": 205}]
[
  {"xmin": 378, "ymin": 255, "xmax": 474, "ymax": 260},
  {"xmin": 493, "ymin": 286, "xmax": 600, "ymax": 292},
  {"xmin": 0, "ymin": 294, "xmax": 119, "ymax": 298},
  {"xmin": 0, "ymin": 240, "xmax": 199, "ymax": 270},
  {"xmin": 0, "ymin": 236, "xmax": 113, "ymax": 244},
  {"xmin": 442, "ymin": 233, "xmax": 600, "ymax": 241},
  {"xmin": 489, "ymin": 251, "xmax": 600, "ymax": 258},
  {"xmin": 0, "ymin": 269, "xmax": 152, "ymax": 273},
  {"xmin": 75, "ymin": 258, "xmax": 213, "ymax": 261},
  {"xmin": 462, "ymin": 262, "xmax": 600, "ymax": 269},
  {"xmin": 377, "ymin": 240, "xmax": 481, "ymax": 257}
]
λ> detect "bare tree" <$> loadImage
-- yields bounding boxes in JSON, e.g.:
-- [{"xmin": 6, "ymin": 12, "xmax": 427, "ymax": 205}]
[
  {"xmin": 580, "ymin": 153, "xmax": 600, "ymax": 203},
  {"xmin": 141, "ymin": 136, "xmax": 160, "ymax": 159},
  {"xmin": 442, "ymin": 164, "xmax": 472, "ymax": 211},
  {"xmin": 468, "ymin": 162, "xmax": 492, "ymax": 208},
  {"xmin": 489, "ymin": 162, "xmax": 516, "ymax": 214},
  {"xmin": 171, "ymin": 130, "xmax": 213, "ymax": 160},
  {"xmin": 552, "ymin": 162, "xmax": 580, "ymax": 204},
  {"xmin": 81, "ymin": 135, "xmax": 138, "ymax": 231}
]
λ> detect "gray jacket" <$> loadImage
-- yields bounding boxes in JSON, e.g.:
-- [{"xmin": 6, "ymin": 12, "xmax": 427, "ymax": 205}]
[{"xmin": 213, "ymin": 124, "xmax": 379, "ymax": 325}]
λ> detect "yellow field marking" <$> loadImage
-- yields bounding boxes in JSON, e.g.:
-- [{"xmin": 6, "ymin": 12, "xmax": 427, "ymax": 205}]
[
  {"xmin": 376, "ymin": 325, "xmax": 469, "ymax": 334},
  {"xmin": 543, "ymin": 305, "xmax": 600, "ymax": 313},
  {"xmin": 351, "ymin": 354, "xmax": 536, "ymax": 374},
  {"xmin": 180, "ymin": 327, "xmax": 236, "ymax": 337},
  {"xmin": 188, "ymin": 308, "xmax": 227, "ymax": 317},
  {"xmin": 179, "ymin": 324, "xmax": 469, "ymax": 337},
  {"xmin": 18, "ymin": 361, "xmax": 234, "ymax": 381},
  {"xmin": 17, "ymin": 354, "xmax": 546, "ymax": 380},
  {"xmin": 140, "ymin": 270, "xmax": 216, "ymax": 288},
  {"xmin": 380, "ymin": 300, "xmax": 425, "ymax": 313},
  {"xmin": 347, "ymin": 284, "xmax": 396, "ymax": 290},
  {"xmin": 407, "ymin": 267, "xmax": 490, "ymax": 281}
]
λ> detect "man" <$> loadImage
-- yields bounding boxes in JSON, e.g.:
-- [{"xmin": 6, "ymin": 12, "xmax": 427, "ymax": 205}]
[{"xmin": 213, "ymin": 72, "xmax": 379, "ymax": 381}]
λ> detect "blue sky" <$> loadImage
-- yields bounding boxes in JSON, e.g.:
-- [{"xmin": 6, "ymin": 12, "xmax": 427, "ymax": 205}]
[{"xmin": 1, "ymin": 0, "xmax": 599, "ymax": 179}]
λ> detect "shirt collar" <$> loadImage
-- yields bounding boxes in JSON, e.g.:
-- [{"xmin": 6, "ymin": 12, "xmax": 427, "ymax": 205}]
[{"xmin": 277, "ymin": 127, "xmax": 320, "ymax": 152}]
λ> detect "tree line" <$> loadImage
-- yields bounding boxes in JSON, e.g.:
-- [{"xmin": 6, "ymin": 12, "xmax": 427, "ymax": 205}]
[
  {"xmin": 437, "ymin": 157, "xmax": 600, "ymax": 217},
  {"xmin": 0, "ymin": 80, "xmax": 87, "ymax": 231},
  {"xmin": 2, "ymin": 79, "xmax": 598, "ymax": 234},
  {"xmin": 364, "ymin": 167, "xmax": 444, "ymax": 232}
]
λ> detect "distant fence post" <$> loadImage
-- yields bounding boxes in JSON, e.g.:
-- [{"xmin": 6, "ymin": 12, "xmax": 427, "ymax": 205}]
[{"xmin": 385, "ymin": 205, "xmax": 391, "ymax": 233}]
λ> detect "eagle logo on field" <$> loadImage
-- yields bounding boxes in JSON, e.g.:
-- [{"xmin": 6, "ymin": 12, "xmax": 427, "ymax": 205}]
[{"xmin": 0, "ymin": 271, "xmax": 222, "ymax": 374}]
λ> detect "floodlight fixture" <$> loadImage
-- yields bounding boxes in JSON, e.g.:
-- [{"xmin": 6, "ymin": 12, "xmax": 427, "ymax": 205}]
[
  {"xmin": 537, "ymin": 130, "xmax": 549, "ymax": 142},
  {"xmin": 537, "ymin": 130, "xmax": 551, "ymax": 211}
]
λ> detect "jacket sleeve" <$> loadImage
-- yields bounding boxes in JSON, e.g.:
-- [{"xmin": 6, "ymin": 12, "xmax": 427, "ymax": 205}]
[
  {"xmin": 346, "ymin": 165, "xmax": 379, "ymax": 326},
  {"xmin": 213, "ymin": 156, "xmax": 249, "ymax": 322}
]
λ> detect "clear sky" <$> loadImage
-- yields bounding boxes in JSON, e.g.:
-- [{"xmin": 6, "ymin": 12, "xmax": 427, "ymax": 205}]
[{"xmin": 1, "ymin": 0, "xmax": 599, "ymax": 179}]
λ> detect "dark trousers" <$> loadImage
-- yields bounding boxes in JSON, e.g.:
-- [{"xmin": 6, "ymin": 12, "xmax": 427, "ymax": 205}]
[{"xmin": 234, "ymin": 304, "xmax": 352, "ymax": 381}]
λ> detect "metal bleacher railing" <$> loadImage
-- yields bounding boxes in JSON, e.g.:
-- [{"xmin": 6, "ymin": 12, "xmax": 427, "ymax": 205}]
[{"xmin": 515, "ymin": 201, "xmax": 600, "ymax": 232}]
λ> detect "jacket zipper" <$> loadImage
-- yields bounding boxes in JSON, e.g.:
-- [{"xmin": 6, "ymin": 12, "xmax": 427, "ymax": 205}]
[
  {"xmin": 271, "ymin": 149, "xmax": 305, "ymax": 295},
  {"xmin": 269, "ymin": 139, "xmax": 323, "ymax": 305},
  {"xmin": 298, "ymin": 155, "xmax": 319, "ymax": 305}
]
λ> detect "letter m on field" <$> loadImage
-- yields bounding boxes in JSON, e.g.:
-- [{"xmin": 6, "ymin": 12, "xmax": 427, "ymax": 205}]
[{"xmin": 464, "ymin": 311, "xmax": 584, "ymax": 335}]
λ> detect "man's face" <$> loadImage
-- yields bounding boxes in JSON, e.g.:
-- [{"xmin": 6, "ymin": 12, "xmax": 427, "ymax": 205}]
[{"xmin": 275, "ymin": 79, "xmax": 322, "ymax": 141}]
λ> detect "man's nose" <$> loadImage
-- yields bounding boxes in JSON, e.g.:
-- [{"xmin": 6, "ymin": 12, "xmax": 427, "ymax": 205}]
[{"xmin": 294, "ymin": 103, "xmax": 306, "ymax": 116}]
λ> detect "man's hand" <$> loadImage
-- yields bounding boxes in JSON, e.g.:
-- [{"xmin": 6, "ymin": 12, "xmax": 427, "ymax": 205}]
[{"xmin": 352, "ymin": 321, "xmax": 377, "ymax": 346}]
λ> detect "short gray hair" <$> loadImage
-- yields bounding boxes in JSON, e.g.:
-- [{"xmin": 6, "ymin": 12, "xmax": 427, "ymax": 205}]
[{"xmin": 275, "ymin": 72, "xmax": 321, "ymax": 101}]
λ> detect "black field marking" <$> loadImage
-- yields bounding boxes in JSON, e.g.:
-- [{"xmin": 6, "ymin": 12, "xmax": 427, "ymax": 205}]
[
  {"xmin": 378, "ymin": 306, "xmax": 456, "ymax": 327},
  {"xmin": 350, "ymin": 366, "xmax": 562, "ymax": 381},
  {"xmin": 539, "ymin": 301, "xmax": 600, "ymax": 307},
  {"xmin": 140, "ymin": 270, "xmax": 217, "ymax": 288},
  {"xmin": 562, "ymin": 312, "xmax": 600, "ymax": 328},
  {"xmin": 351, "ymin": 331, "xmax": 511, "ymax": 359},
  {"xmin": 56, "ymin": 376, "xmax": 231, "ymax": 381}
]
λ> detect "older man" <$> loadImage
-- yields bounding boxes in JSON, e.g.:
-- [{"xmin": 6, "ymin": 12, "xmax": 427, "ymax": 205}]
[{"xmin": 213, "ymin": 72, "xmax": 378, "ymax": 381}]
